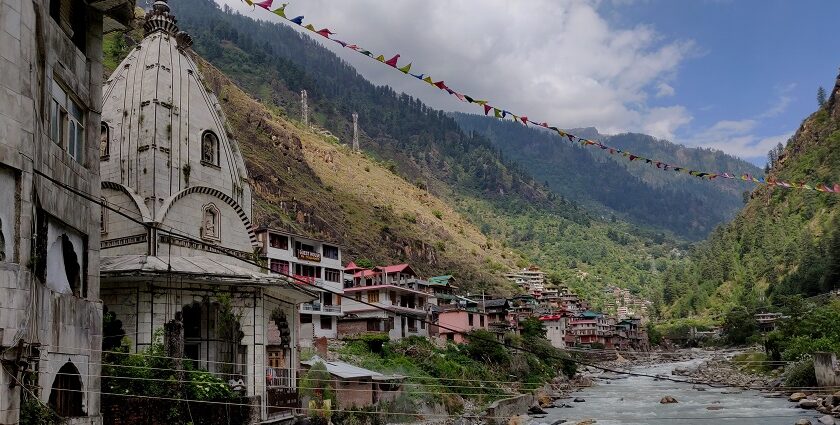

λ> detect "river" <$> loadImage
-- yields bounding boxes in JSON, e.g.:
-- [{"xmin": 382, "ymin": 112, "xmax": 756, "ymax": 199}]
[{"xmin": 530, "ymin": 359, "xmax": 818, "ymax": 425}]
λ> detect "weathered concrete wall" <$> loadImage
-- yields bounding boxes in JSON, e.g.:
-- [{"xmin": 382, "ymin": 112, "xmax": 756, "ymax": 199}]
[
  {"xmin": 483, "ymin": 394, "xmax": 534, "ymax": 425},
  {"xmin": 814, "ymin": 352, "xmax": 840, "ymax": 388},
  {"xmin": 0, "ymin": 0, "xmax": 125, "ymax": 420}
]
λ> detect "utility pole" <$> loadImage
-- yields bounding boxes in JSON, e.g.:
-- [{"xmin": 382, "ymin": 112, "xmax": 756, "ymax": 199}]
[
  {"xmin": 352, "ymin": 112, "xmax": 359, "ymax": 151},
  {"xmin": 301, "ymin": 90, "xmax": 308, "ymax": 127}
]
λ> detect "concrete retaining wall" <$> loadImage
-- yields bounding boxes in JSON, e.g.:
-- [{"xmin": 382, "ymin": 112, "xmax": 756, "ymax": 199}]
[
  {"xmin": 814, "ymin": 352, "xmax": 840, "ymax": 388},
  {"xmin": 483, "ymin": 394, "xmax": 534, "ymax": 425}
]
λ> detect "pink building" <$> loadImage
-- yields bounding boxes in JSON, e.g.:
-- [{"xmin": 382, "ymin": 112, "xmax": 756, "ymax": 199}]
[{"xmin": 437, "ymin": 305, "xmax": 488, "ymax": 344}]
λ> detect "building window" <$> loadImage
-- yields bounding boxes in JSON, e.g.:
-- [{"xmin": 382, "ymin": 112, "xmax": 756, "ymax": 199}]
[
  {"xmin": 201, "ymin": 131, "xmax": 219, "ymax": 166},
  {"xmin": 480, "ymin": 315, "xmax": 485, "ymax": 327},
  {"xmin": 200, "ymin": 203, "xmax": 220, "ymax": 241},
  {"xmin": 100, "ymin": 197, "xmax": 107, "ymax": 235},
  {"xmin": 407, "ymin": 318, "xmax": 416, "ymax": 331},
  {"xmin": 300, "ymin": 314, "xmax": 312, "ymax": 324},
  {"xmin": 324, "ymin": 268, "xmax": 340, "ymax": 283},
  {"xmin": 354, "ymin": 292, "xmax": 361, "ymax": 301},
  {"xmin": 468, "ymin": 314, "xmax": 474, "ymax": 326},
  {"xmin": 323, "ymin": 244, "xmax": 339, "ymax": 260},
  {"xmin": 320, "ymin": 315, "xmax": 332, "ymax": 330},
  {"xmin": 49, "ymin": 0, "xmax": 87, "ymax": 53},
  {"xmin": 50, "ymin": 80, "xmax": 84, "ymax": 162},
  {"xmin": 367, "ymin": 291, "xmax": 379, "ymax": 303},
  {"xmin": 49, "ymin": 362, "xmax": 85, "ymax": 417},
  {"xmin": 269, "ymin": 233, "xmax": 288, "ymax": 249},
  {"xmin": 270, "ymin": 259, "xmax": 289, "ymax": 275},
  {"xmin": 100, "ymin": 123, "xmax": 109, "ymax": 159}
]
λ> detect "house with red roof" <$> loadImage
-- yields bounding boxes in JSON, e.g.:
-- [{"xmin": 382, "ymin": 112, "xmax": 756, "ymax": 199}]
[{"xmin": 338, "ymin": 263, "xmax": 437, "ymax": 340}]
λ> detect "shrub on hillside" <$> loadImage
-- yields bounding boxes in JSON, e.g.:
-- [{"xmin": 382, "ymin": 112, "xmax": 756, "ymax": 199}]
[
  {"xmin": 465, "ymin": 329, "xmax": 510, "ymax": 364},
  {"xmin": 784, "ymin": 358, "xmax": 817, "ymax": 388}
]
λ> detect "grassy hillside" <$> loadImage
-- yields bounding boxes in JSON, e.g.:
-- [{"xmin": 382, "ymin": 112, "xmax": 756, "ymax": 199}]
[
  {"xmin": 194, "ymin": 56, "xmax": 524, "ymax": 291},
  {"xmin": 662, "ymin": 73, "xmax": 840, "ymax": 318}
]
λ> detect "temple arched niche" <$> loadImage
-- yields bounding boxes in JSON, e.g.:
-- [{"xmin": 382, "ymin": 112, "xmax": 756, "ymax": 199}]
[{"xmin": 49, "ymin": 362, "xmax": 85, "ymax": 418}]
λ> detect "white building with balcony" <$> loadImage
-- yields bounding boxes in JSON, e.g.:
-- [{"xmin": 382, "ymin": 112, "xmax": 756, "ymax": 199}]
[
  {"xmin": 339, "ymin": 264, "xmax": 437, "ymax": 340},
  {"xmin": 255, "ymin": 228, "xmax": 344, "ymax": 344}
]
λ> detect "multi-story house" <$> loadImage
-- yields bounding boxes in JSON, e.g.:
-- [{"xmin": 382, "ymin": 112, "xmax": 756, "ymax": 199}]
[
  {"xmin": 504, "ymin": 266, "xmax": 547, "ymax": 298},
  {"xmin": 0, "ymin": 0, "xmax": 133, "ymax": 421},
  {"xmin": 339, "ymin": 264, "xmax": 436, "ymax": 340},
  {"xmin": 481, "ymin": 298, "xmax": 515, "ymax": 335},
  {"xmin": 98, "ymin": 3, "xmax": 314, "ymax": 422},
  {"xmin": 539, "ymin": 314, "xmax": 568, "ymax": 349},
  {"xmin": 437, "ymin": 296, "xmax": 487, "ymax": 344},
  {"xmin": 255, "ymin": 228, "xmax": 344, "ymax": 344}
]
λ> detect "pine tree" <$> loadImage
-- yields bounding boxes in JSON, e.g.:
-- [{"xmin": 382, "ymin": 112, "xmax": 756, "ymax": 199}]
[{"xmin": 817, "ymin": 86, "xmax": 827, "ymax": 107}]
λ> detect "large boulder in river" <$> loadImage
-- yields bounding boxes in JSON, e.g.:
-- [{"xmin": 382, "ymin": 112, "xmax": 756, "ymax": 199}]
[
  {"xmin": 817, "ymin": 415, "xmax": 836, "ymax": 425},
  {"xmin": 790, "ymin": 393, "xmax": 808, "ymax": 402},
  {"xmin": 799, "ymin": 399, "xmax": 820, "ymax": 409},
  {"xmin": 660, "ymin": 396, "xmax": 678, "ymax": 404},
  {"xmin": 795, "ymin": 420, "xmax": 812, "ymax": 425}
]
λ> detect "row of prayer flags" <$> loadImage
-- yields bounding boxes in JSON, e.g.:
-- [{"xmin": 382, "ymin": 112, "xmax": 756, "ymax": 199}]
[{"xmin": 242, "ymin": 0, "xmax": 839, "ymax": 194}]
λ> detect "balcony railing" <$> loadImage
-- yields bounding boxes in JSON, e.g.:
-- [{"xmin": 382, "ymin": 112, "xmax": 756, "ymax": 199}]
[{"xmin": 301, "ymin": 303, "xmax": 342, "ymax": 314}]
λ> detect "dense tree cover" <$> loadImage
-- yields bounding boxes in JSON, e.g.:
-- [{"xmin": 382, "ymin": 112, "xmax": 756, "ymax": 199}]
[
  {"xmin": 453, "ymin": 113, "xmax": 762, "ymax": 240},
  {"xmin": 660, "ymin": 80, "xmax": 840, "ymax": 317}
]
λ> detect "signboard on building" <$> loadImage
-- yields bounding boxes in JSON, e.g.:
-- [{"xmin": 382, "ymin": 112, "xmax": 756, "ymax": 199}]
[{"xmin": 297, "ymin": 249, "xmax": 322, "ymax": 262}]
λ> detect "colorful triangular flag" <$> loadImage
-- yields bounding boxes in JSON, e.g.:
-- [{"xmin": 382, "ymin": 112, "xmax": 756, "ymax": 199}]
[
  {"xmin": 385, "ymin": 54, "xmax": 400, "ymax": 67},
  {"xmin": 398, "ymin": 63, "xmax": 412, "ymax": 74},
  {"xmin": 290, "ymin": 16, "xmax": 304, "ymax": 25},
  {"xmin": 271, "ymin": 3, "xmax": 287, "ymax": 17}
]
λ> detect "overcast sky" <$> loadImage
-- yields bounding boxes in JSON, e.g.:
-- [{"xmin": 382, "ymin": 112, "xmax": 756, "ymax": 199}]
[{"xmin": 218, "ymin": 0, "xmax": 839, "ymax": 166}]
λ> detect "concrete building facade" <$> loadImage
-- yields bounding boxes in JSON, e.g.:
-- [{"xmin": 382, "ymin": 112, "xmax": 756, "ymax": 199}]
[
  {"xmin": 0, "ymin": 0, "xmax": 133, "ymax": 421},
  {"xmin": 254, "ymin": 228, "xmax": 344, "ymax": 345}
]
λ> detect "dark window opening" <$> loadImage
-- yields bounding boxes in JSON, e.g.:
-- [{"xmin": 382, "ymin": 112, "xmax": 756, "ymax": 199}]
[
  {"xmin": 320, "ymin": 316, "xmax": 332, "ymax": 330},
  {"xmin": 323, "ymin": 245, "xmax": 339, "ymax": 260},
  {"xmin": 468, "ymin": 314, "xmax": 474, "ymax": 326},
  {"xmin": 50, "ymin": 0, "xmax": 87, "ymax": 53},
  {"xmin": 300, "ymin": 314, "xmax": 312, "ymax": 324},
  {"xmin": 269, "ymin": 233, "xmax": 288, "ymax": 250},
  {"xmin": 183, "ymin": 303, "xmax": 202, "ymax": 339},
  {"xmin": 49, "ymin": 362, "xmax": 85, "ymax": 417}
]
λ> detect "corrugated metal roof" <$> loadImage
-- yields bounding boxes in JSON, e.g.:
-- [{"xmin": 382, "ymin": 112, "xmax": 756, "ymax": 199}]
[
  {"xmin": 302, "ymin": 356, "xmax": 383, "ymax": 380},
  {"xmin": 100, "ymin": 255, "xmax": 317, "ymax": 302}
]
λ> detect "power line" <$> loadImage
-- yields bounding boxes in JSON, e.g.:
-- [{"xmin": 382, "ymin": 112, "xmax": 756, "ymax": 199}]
[{"xmin": 29, "ymin": 169, "xmax": 819, "ymax": 392}]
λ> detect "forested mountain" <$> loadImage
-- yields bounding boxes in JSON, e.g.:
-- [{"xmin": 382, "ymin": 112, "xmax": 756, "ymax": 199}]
[
  {"xmin": 453, "ymin": 113, "xmax": 762, "ymax": 240},
  {"xmin": 661, "ymin": 73, "xmax": 840, "ymax": 318},
  {"xmin": 104, "ymin": 0, "xmax": 694, "ymax": 300}
]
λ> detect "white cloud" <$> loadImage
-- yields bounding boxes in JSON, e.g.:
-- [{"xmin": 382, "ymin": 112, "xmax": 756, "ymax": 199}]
[
  {"xmin": 218, "ymin": 0, "xmax": 696, "ymax": 137},
  {"xmin": 686, "ymin": 118, "xmax": 791, "ymax": 160},
  {"xmin": 655, "ymin": 82, "xmax": 675, "ymax": 98},
  {"xmin": 680, "ymin": 83, "xmax": 797, "ymax": 162}
]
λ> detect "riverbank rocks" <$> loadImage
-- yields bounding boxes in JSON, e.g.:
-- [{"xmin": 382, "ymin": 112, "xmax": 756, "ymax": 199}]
[
  {"xmin": 790, "ymin": 393, "xmax": 809, "ymax": 402},
  {"xmin": 795, "ymin": 419, "xmax": 812, "ymax": 425},
  {"xmin": 799, "ymin": 399, "xmax": 820, "ymax": 409},
  {"xmin": 573, "ymin": 397, "xmax": 586, "ymax": 403},
  {"xmin": 817, "ymin": 415, "xmax": 837, "ymax": 425},
  {"xmin": 660, "ymin": 396, "xmax": 678, "ymax": 404}
]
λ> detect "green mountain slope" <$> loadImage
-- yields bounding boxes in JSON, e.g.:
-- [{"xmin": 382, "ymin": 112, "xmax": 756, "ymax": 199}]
[
  {"xmin": 106, "ymin": 0, "xmax": 693, "ymax": 302},
  {"xmin": 453, "ymin": 113, "xmax": 762, "ymax": 240},
  {"xmin": 662, "ymin": 72, "xmax": 840, "ymax": 318}
]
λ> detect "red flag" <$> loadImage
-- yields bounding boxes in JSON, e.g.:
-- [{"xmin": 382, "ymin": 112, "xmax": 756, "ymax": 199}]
[
  {"xmin": 520, "ymin": 116, "xmax": 528, "ymax": 125},
  {"xmin": 255, "ymin": 0, "xmax": 272, "ymax": 9},
  {"xmin": 483, "ymin": 104, "xmax": 492, "ymax": 115},
  {"xmin": 433, "ymin": 81, "xmax": 448, "ymax": 90},
  {"xmin": 629, "ymin": 155, "xmax": 637, "ymax": 161},
  {"xmin": 384, "ymin": 54, "xmax": 400, "ymax": 67},
  {"xmin": 316, "ymin": 28, "xmax": 334, "ymax": 38}
]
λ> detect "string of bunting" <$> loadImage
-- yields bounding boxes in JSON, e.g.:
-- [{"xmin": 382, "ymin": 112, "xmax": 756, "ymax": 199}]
[{"xmin": 243, "ymin": 0, "xmax": 840, "ymax": 194}]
